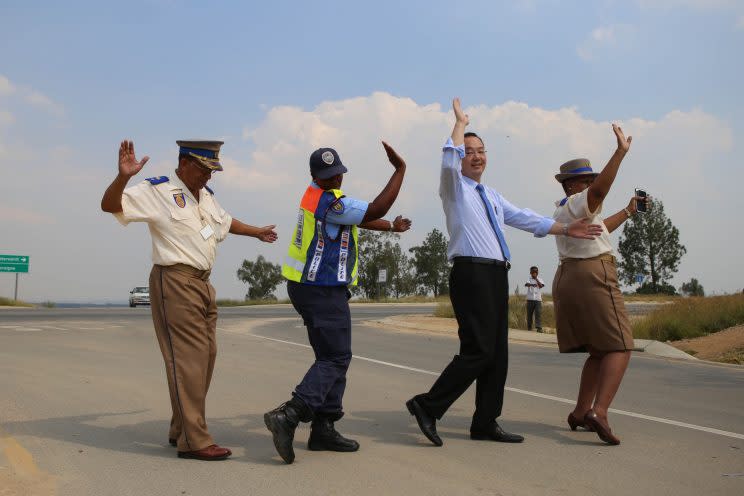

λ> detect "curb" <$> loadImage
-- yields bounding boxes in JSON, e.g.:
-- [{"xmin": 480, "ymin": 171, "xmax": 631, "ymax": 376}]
[{"xmin": 370, "ymin": 316, "xmax": 699, "ymax": 361}]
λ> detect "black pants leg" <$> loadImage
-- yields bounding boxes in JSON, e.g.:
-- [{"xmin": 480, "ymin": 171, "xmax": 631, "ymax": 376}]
[
  {"xmin": 416, "ymin": 261, "xmax": 509, "ymax": 430},
  {"xmin": 287, "ymin": 281, "xmax": 352, "ymax": 416}
]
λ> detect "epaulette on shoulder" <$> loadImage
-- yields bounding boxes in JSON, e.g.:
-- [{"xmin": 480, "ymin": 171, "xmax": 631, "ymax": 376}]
[
  {"xmin": 146, "ymin": 176, "xmax": 169, "ymax": 185},
  {"xmin": 205, "ymin": 185, "xmax": 214, "ymax": 195}
]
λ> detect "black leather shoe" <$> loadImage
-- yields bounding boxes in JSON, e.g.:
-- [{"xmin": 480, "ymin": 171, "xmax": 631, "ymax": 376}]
[
  {"xmin": 470, "ymin": 422, "xmax": 524, "ymax": 443},
  {"xmin": 168, "ymin": 438, "xmax": 177, "ymax": 447},
  {"xmin": 406, "ymin": 397, "xmax": 443, "ymax": 446},
  {"xmin": 308, "ymin": 416, "xmax": 359, "ymax": 452},
  {"xmin": 264, "ymin": 398, "xmax": 310, "ymax": 464}
]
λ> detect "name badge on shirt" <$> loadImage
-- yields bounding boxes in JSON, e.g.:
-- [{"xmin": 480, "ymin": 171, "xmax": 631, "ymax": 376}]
[{"xmin": 200, "ymin": 224, "xmax": 215, "ymax": 240}]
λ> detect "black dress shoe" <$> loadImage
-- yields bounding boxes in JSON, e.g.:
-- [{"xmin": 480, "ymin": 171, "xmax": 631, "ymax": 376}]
[
  {"xmin": 470, "ymin": 422, "xmax": 524, "ymax": 443},
  {"xmin": 168, "ymin": 438, "xmax": 177, "ymax": 447},
  {"xmin": 406, "ymin": 397, "xmax": 443, "ymax": 446}
]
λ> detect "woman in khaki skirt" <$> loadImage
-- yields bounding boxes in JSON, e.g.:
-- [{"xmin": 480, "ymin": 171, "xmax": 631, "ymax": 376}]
[{"xmin": 552, "ymin": 123, "xmax": 642, "ymax": 445}]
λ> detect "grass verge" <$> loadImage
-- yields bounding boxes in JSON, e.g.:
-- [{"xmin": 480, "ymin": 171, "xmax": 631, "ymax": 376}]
[
  {"xmin": 633, "ymin": 294, "xmax": 744, "ymax": 341},
  {"xmin": 0, "ymin": 297, "xmax": 34, "ymax": 307},
  {"xmin": 217, "ymin": 298, "xmax": 290, "ymax": 307},
  {"xmin": 435, "ymin": 296, "xmax": 556, "ymax": 330}
]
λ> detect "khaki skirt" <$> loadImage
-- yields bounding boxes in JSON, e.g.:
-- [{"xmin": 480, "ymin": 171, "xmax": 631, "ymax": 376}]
[{"xmin": 552, "ymin": 255, "xmax": 634, "ymax": 353}]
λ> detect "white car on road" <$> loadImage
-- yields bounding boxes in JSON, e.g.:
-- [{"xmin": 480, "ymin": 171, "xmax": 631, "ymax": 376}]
[{"xmin": 129, "ymin": 287, "xmax": 150, "ymax": 307}]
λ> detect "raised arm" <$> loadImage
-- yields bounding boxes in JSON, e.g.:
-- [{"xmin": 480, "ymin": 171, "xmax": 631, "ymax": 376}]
[
  {"xmin": 451, "ymin": 97, "xmax": 469, "ymax": 147},
  {"xmin": 359, "ymin": 215, "xmax": 412, "ymax": 233},
  {"xmin": 362, "ymin": 142, "xmax": 406, "ymax": 222},
  {"xmin": 586, "ymin": 124, "xmax": 632, "ymax": 212},
  {"xmin": 101, "ymin": 140, "xmax": 150, "ymax": 213}
]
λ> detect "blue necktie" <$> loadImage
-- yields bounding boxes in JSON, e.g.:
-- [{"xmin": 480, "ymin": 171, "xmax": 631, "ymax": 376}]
[{"xmin": 476, "ymin": 183, "xmax": 511, "ymax": 261}]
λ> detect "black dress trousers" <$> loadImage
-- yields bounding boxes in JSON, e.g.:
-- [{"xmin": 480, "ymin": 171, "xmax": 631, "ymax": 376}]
[
  {"xmin": 416, "ymin": 259, "xmax": 510, "ymax": 432},
  {"xmin": 287, "ymin": 281, "xmax": 352, "ymax": 416}
]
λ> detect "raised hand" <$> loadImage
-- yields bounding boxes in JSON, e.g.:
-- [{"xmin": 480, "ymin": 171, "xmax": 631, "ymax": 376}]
[
  {"xmin": 256, "ymin": 225, "xmax": 278, "ymax": 243},
  {"xmin": 612, "ymin": 124, "xmax": 632, "ymax": 154},
  {"xmin": 118, "ymin": 140, "xmax": 150, "ymax": 178},
  {"xmin": 392, "ymin": 215, "xmax": 412, "ymax": 233},
  {"xmin": 381, "ymin": 141, "xmax": 406, "ymax": 171},
  {"xmin": 567, "ymin": 218, "xmax": 604, "ymax": 240},
  {"xmin": 453, "ymin": 97, "xmax": 469, "ymax": 126},
  {"xmin": 627, "ymin": 195, "xmax": 652, "ymax": 215}
]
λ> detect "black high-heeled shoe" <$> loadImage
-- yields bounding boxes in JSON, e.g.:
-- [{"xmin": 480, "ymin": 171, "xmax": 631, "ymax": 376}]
[{"xmin": 584, "ymin": 410, "xmax": 620, "ymax": 445}]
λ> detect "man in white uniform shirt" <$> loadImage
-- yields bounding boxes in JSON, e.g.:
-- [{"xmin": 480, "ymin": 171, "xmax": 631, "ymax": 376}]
[
  {"xmin": 525, "ymin": 266, "xmax": 545, "ymax": 332},
  {"xmin": 101, "ymin": 140, "xmax": 278, "ymax": 460},
  {"xmin": 406, "ymin": 99, "xmax": 602, "ymax": 447}
]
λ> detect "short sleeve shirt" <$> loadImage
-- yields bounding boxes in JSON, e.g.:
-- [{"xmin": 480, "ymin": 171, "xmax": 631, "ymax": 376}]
[
  {"xmin": 114, "ymin": 173, "xmax": 232, "ymax": 270},
  {"xmin": 525, "ymin": 277, "xmax": 544, "ymax": 301},
  {"xmin": 553, "ymin": 188, "xmax": 613, "ymax": 261},
  {"xmin": 321, "ymin": 187, "xmax": 368, "ymax": 239}
]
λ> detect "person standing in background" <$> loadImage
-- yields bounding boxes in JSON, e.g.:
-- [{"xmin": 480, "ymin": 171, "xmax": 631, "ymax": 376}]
[{"xmin": 525, "ymin": 266, "xmax": 545, "ymax": 332}]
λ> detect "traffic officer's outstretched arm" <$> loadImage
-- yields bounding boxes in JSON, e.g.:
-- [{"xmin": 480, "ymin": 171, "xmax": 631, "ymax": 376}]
[
  {"xmin": 359, "ymin": 215, "xmax": 412, "ymax": 233},
  {"xmin": 101, "ymin": 140, "xmax": 150, "ymax": 213},
  {"xmin": 362, "ymin": 141, "xmax": 406, "ymax": 223},
  {"xmin": 228, "ymin": 220, "xmax": 278, "ymax": 243}
]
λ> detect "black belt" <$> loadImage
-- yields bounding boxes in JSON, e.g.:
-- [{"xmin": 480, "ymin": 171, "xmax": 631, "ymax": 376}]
[{"xmin": 453, "ymin": 256, "xmax": 511, "ymax": 270}]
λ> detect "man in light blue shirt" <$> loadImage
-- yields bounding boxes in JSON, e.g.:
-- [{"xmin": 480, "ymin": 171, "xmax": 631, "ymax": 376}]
[{"xmin": 406, "ymin": 98, "xmax": 602, "ymax": 447}]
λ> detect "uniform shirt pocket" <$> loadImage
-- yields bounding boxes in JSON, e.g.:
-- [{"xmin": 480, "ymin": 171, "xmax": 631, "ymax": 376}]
[{"xmin": 169, "ymin": 206, "xmax": 202, "ymax": 233}]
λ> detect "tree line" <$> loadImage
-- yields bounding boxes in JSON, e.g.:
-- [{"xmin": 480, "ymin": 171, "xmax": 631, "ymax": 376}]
[
  {"xmin": 237, "ymin": 198, "xmax": 702, "ymax": 299},
  {"xmin": 236, "ymin": 228, "xmax": 452, "ymax": 300}
]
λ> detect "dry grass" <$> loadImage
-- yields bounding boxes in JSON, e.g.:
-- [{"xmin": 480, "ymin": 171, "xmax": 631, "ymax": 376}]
[
  {"xmin": 216, "ymin": 298, "xmax": 290, "ymax": 307},
  {"xmin": 633, "ymin": 294, "xmax": 744, "ymax": 341},
  {"xmin": 0, "ymin": 297, "xmax": 33, "ymax": 307},
  {"xmin": 435, "ymin": 296, "xmax": 555, "ymax": 330},
  {"xmin": 354, "ymin": 295, "xmax": 450, "ymax": 303}
]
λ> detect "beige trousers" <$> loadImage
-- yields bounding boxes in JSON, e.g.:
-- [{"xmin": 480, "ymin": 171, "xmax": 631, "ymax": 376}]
[{"xmin": 149, "ymin": 264, "xmax": 217, "ymax": 451}]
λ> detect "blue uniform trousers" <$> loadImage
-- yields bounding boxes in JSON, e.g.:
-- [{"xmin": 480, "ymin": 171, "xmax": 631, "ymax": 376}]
[{"xmin": 287, "ymin": 281, "xmax": 352, "ymax": 417}]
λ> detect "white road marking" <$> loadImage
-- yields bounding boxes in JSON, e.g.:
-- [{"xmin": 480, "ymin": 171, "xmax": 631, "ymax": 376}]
[{"xmin": 241, "ymin": 331, "xmax": 744, "ymax": 441}]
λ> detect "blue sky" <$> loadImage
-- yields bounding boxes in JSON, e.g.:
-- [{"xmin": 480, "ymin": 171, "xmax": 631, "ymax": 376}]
[{"xmin": 1, "ymin": 0, "xmax": 743, "ymax": 301}]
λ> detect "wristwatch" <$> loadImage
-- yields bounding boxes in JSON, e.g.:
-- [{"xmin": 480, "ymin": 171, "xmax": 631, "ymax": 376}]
[{"xmin": 562, "ymin": 223, "xmax": 569, "ymax": 236}]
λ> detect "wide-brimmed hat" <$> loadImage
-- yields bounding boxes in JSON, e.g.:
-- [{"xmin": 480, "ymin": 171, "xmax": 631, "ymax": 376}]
[
  {"xmin": 554, "ymin": 158, "xmax": 598, "ymax": 183},
  {"xmin": 177, "ymin": 140, "xmax": 224, "ymax": 171}
]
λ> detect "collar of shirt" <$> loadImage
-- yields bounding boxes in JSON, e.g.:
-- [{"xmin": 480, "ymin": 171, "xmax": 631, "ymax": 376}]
[{"xmin": 169, "ymin": 170, "xmax": 207, "ymax": 205}]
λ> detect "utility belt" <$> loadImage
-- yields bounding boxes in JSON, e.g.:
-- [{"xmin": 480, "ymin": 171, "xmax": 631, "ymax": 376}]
[
  {"xmin": 560, "ymin": 253, "xmax": 616, "ymax": 265},
  {"xmin": 452, "ymin": 256, "xmax": 511, "ymax": 270},
  {"xmin": 157, "ymin": 263, "xmax": 211, "ymax": 281}
]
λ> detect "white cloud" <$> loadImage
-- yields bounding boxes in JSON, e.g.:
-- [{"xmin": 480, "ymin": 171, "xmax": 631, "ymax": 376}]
[
  {"xmin": 0, "ymin": 74, "xmax": 63, "ymax": 115},
  {"xmin": 0, "ymin": 110, "xmax": 14, "ymax": 127},
  {"xmin": 0, "ymin": 75, "xmax": 16, "ymax": 96},
  {"xmin": 0, "ymin": 204, "xmax": 53, "ymax": 224},
  {"xmin": 577, "ymin": 24, "xmax": 634, "ymax": 61},
  {"xmin": 2, "ymin": 92, "xmax": 741, "ymax": 300},
  {"xmin": 215, "ymin": 92, "xmax": 737, "ymax": 296}
]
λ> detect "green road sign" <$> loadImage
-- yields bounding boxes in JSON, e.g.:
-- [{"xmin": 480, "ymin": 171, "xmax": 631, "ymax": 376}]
[{"xmin": 0, "ymin": 255, "xmax": 30, "ymax": 273}]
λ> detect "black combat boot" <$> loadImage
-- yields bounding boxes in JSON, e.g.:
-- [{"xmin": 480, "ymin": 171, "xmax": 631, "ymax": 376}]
[
  {"xmin": 307, "ymin": 412, "xmax": 360, "ymax": 452},
  {"xmin": 264, "ymin": 397, "xmax": 312, "ymax": 464}
]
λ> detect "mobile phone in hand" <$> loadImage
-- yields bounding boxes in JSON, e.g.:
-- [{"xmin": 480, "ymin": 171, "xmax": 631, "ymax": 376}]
[{"xmin": 635, "ymin": 188, "xmax": 648, "ymax": 213}]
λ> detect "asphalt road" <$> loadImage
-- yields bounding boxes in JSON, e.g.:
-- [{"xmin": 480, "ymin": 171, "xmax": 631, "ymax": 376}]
[{"xmin": 1, "ymin": 306, "xmax": 743, "ymax": 496}]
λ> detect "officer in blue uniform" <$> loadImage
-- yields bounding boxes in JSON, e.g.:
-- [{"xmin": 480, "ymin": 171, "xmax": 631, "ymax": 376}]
[{"xmin": 264, "ymin": 142, "xmax": 411, "ymax": 464}]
